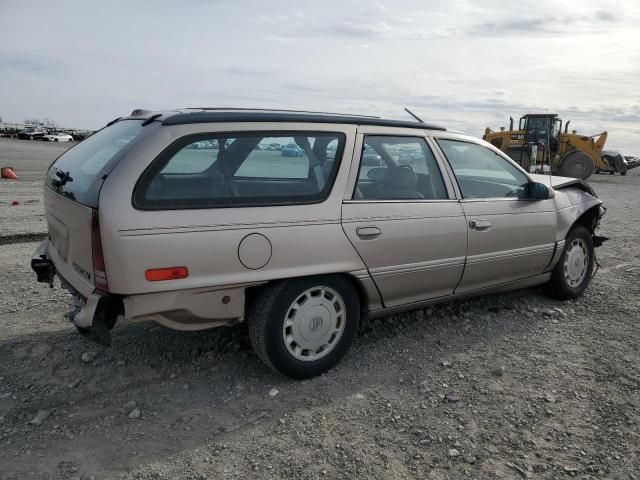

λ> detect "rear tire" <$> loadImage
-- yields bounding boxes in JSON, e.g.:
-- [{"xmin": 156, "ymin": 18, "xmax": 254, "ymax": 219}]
[
  {"xmin": 558, "ymin": 151, "xmax": 594, "ymax": 180},
  {"xmin": 248, "ymin": 276, "xmax": 360, "ymax": 379},
  {"xmin": 547, "ymin": 225, "xmax": 594, "ymax": 300}
]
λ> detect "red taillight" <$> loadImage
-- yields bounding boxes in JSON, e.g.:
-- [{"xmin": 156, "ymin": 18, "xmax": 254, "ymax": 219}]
[
  {"xmin": 91, "ymin": 209, "xmax": 109, "ymax": 292},
  {"xmin": 145, "ymin": 267, "xmax": 189, "ymax": 282}
]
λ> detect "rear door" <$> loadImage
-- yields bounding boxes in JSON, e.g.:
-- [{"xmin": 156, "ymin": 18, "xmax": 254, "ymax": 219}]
[
  {"xmin": 435, "ymin": 137, "xmax": 557, "ymax": 293},
  {"xmin": 341, "ymin": 128, "xmax": 467, "ymax": 308}
]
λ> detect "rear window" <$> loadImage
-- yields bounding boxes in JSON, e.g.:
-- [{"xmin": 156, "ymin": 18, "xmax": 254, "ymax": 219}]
[
  {"xmin": 46, "ymin": 120, "xmax": 143, "ymax": 206},
  {"xmin": 133, "ymin": 132, "xmax": 345, "ymax": 210}
]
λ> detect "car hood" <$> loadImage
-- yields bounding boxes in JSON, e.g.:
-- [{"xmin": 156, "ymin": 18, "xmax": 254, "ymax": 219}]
[{"xmin": 529, "ymin": 173, "xmax": 598, "ymax": 198}]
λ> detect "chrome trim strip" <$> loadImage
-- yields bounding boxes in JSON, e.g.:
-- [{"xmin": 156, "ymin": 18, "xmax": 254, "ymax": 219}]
[
  {"xmin": 370, "ymin": 257, "xmax": 466, "ymax": 277},
  {"xmin": 342, "ymin": 213, "xmax": 461, "ymax": 223},
  {"xmin": 466, "ymin": 244, "xmax": 555, "ymax": 265},
  {"xmin": 342, "ymin": 199, "xmax": 459, "ymax": 204},
  {"xmin": 119, "ymin": 218, "xmax": 340, "ymax": 234}
]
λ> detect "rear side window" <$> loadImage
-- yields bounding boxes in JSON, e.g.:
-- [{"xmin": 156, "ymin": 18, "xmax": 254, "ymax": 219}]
[
  {"xmin": 355, "ymin": 136, "xmax": 448, "ymax": 200},
  {"xmin": 46, "ymin": 120, "xmax": 143, "ymax": 206},
  {"xmin": 134, "ymin": 132, "xmax": 345, "ymax": 210}
]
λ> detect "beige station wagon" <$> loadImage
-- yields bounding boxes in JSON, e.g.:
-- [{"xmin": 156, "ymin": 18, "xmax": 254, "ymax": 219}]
[{"xmin": 32, "ymin": 109, "xmax": 606, "ymax": 378}]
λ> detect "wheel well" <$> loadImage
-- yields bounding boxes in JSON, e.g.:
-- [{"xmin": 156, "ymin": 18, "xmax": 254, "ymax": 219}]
[
  {"xmin": 573, "ymin": 206, "xmax": 601, "ymax": 234},
  {"xmin": 243, "ymin": 273, "xmax": 370, "ymax": 318}
]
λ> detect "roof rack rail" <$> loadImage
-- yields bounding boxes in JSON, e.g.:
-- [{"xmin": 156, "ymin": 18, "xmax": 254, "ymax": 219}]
[
  {"xmin": 163, "ymin": 111, "xmax": 446, "ymax": 131},
  {"xmin": 182, "ymin": 107, "xmax": 381, "ymax": 119}
]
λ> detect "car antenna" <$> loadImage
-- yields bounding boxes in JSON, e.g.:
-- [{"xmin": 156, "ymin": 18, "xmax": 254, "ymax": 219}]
[
  {"xmin": 404, "ymin": 107, "xmax": 424, "ymax": 123},
  {"xmin": 548, "ymin": 125, "xmax": 553, "ymax": 190}
]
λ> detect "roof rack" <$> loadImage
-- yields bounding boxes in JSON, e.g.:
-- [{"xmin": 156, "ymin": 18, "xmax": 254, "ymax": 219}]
[
  {"xmin": 163, "ymin": 111, "xmax": 446, "ymax": 131},
  {"xmin": 182, "ymin": 107, "xmax": 381, "ymax": 119}
]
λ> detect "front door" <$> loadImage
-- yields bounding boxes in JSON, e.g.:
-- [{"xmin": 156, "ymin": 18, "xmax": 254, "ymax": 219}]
[
  {"xmin": 341, "ymin": 130, "xmax": 467, "ymax": 308},
  {"xmin": 435, "ymin": 138, "xmax": 557, "ymax": 293}
]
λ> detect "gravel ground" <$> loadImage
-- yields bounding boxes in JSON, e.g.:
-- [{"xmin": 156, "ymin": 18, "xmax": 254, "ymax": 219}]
[
  {"xmin": 0, "ymin": 139, "xmax": 639, "ymax": 479},
  {"xmin": 0, "ymin": 138, "xmax": 71, "ymax": 239}
]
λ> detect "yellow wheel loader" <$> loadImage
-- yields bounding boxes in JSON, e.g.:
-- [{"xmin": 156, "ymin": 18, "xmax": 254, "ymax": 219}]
[{"xmin": 483, "ymin": 114, "xmax": 638, "ymax": 179}]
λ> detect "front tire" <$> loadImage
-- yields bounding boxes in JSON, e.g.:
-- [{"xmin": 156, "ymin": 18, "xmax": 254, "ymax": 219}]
[
  {"xmin": 248, "ymin": 276, "xmax": 360, "ymax": 379},
  {"xmin": 547, "ymin": 225, "xmax": 594, "ymax": 299}
]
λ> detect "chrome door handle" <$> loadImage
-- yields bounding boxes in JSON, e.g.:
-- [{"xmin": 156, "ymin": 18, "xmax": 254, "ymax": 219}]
[
  {"xmin": 356, "ymin": 226, "xmax": 382, "ymax": 239},
  {"xmin": 469, "ymin": 220, "xmax": 492, "ymax": 230}
]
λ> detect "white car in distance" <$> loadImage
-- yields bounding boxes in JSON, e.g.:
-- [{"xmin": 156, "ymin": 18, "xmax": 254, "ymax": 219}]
[{"xmin": 45, "ymin": 133, "xmax": 74, "ymax": 142}]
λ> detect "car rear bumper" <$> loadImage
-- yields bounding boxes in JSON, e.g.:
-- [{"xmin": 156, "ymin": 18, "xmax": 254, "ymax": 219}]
[
  {"xmin": 31, "ymin": 239, "xmax": 252, "ymax": 336},
  {"xmin": 31, "ymin": 239, "xmax": 114, "ymax": 333}
]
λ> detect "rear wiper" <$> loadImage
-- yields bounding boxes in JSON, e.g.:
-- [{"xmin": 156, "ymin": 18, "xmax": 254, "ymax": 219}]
[{"xmin": 51, "ymin": 168, "xmax": 73, "ymax": 187}]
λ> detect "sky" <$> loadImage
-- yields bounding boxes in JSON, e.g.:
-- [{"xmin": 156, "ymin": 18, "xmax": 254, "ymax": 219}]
[{"xmin": 1, "ymin": 0, "xmax": 639, "ymax": 152}]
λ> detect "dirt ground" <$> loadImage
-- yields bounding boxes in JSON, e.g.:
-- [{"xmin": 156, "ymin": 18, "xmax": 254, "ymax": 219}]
[
  {"xmin": 0, "ymin": 138, "xmax": 638, "ymax": 479},
  {"xmin": 0, "ymin": 138, "xmax": 71, "ymax": 240}
]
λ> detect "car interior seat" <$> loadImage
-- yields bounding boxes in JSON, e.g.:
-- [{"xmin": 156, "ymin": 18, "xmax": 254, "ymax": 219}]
[{"xmin": 373, "ymin": 165, "xmax": 424, "ymax": 199}]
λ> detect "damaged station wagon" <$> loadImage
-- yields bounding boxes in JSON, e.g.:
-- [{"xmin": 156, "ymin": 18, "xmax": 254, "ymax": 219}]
[{"xmin": 32, "ymin": 109, "xmax": 606, "ymax": 378}]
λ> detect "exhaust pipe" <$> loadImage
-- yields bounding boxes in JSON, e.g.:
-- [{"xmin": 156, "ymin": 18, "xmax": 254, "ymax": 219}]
[
  {"xmin": 565, "ymin": 120, "xmax": 570, "ymax": 133},
  {"xmin": 509, "ymin": 116, "xmax": 514, "ymax": 130}
]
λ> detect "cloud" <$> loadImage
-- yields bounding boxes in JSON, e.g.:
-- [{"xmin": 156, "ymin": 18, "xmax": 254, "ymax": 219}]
[
  {"xmin": 0, "ymin": 51, "xmax": 65, "ymax": 76},
  {"xmin": 466, "ymin": 10, "xmax": 620, "ymax": 37},
  {"xmin": 330, "ymin": 20, "xmax": 393, "ymax": 38}
]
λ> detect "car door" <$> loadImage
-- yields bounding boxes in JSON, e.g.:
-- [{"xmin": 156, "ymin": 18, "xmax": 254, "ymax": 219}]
[
  {"xmin": 434, "ymin": 137, "xmax": 557, "ymax": 293},
  {"xmin": 341, "ymin": 128, "xmax": 468, "ymax": 308}
]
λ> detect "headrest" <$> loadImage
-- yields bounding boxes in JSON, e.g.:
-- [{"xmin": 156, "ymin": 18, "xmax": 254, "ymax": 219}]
[{"xmin": 383, "ymin": 165, "xmax": 418, "ymax": 189}]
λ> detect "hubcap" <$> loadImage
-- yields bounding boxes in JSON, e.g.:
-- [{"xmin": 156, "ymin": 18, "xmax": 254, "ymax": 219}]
[
  {"xmin": 563, "ymin": 238, "xmax": 589, "ymax": 288},
  {"xmin": 282, "ymin": 286, "xmax": 346, "ymax": 362}
]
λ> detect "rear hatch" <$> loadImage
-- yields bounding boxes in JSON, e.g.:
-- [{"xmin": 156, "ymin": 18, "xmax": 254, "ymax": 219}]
[{"xmin": 44, "ymin": 119, "xmax": 144, "ymax": 296}]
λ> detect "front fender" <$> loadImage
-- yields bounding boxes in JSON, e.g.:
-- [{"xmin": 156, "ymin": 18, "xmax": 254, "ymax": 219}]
[{"xmin": 554, "ymin": 188, "xmax": 603, "ymax": 241}]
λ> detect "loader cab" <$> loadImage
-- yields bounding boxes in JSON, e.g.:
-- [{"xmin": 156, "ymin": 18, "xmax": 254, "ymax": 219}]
[{"xmin": 520, "ymin": 114, "xmax": 561, "ymax": 152}]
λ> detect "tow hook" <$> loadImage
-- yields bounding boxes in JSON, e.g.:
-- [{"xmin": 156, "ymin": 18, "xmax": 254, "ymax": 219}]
[{"xmin": 31, "ymin": 255, "xmax": 55, "ymax": 287}]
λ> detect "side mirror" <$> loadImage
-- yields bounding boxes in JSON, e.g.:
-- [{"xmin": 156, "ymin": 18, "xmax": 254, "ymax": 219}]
[{"xmin": 530, "ymin": 181, "xmax": 553, "ymax": 200}]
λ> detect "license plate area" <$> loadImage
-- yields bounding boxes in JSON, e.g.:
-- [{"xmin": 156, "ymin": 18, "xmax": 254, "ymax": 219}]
[{"xmin": 47, "ymin": 214, "xmax": 69, "ymax": 261}]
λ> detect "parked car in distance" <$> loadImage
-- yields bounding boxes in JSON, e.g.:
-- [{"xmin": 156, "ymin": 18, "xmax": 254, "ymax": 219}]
[
  {"xmin": 280, "ymin": 143, "xmax": 304, "ymax": 157},
  {"xmin": 44, "ymin": 133, "xmax": 74, "ymax": 142},
  {"xmin": 31, "ymin": 108, "xmax": 606, "ymax": 379},
  {"xmin": 18, "ymin": 126, "xmax": 47, "ymax": 140},
  {"xmin": 361, "ymin": 146, "xmax": 383, "ymax": 166}
]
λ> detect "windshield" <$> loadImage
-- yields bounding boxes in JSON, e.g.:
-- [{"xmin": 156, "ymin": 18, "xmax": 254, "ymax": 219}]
[{"xmin": 46, "ymin": 119, "xmax": 143, "ymax": 206}]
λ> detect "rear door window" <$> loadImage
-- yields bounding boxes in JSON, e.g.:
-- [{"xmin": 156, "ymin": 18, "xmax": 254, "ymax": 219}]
[
  {"xmin": 134, "ymin": 132, "xmax": 345, "ymax": 210},
  {"xmin": 46, "ymin": 120, "xmax": 143, "ymax": 206},
  {"xmin": 355, "ymin": 136, "xmax": 448, "ymax": 200}
]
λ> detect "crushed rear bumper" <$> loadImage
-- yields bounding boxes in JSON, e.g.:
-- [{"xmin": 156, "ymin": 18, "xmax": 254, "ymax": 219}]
[{"xmin": 31, "ymin": 239, "xmax": 119, "ymax": 345}]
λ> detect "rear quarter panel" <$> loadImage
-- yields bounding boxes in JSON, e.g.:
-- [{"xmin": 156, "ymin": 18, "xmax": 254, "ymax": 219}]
[{"xmin": 98, "ymin": 122, "xmax": 368, "ymax": 295}]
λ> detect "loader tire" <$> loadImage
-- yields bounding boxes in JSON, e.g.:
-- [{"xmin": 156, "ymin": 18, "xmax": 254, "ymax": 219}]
[{"xmin": 558, "ymin": 151, "xmax": 594, "ymax": 180}]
